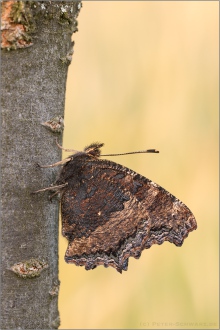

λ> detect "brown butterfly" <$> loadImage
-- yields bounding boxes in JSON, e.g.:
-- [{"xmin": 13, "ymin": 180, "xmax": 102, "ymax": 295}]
[{"xmin": 34, "ymin": 141, "xmax": 197, "ymax": 273}]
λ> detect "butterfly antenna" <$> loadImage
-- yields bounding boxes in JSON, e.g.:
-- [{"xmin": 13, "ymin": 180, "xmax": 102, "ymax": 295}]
[
  {"xmin": 55, "ymin": 139, "xmax": 159, "ymax": 156},
  {"xmin": 101, "ymin": 149, "xmax": 159, "ymax": 157}
]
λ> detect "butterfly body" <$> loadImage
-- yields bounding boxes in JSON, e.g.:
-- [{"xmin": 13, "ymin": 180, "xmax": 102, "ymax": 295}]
[{"xmin": 51, "ymin": 143, "xmax": 197, "ymax": 273}]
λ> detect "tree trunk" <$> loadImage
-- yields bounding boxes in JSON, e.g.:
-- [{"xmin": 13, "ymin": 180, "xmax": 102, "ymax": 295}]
[{"xmin": 1, "ymin": 1, "xmax": 81, "ymax": 328}]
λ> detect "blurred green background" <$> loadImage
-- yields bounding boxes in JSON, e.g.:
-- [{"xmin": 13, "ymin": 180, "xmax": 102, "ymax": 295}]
[{"xmin": 58, "ymin": 2, "xmax": 219, "ymax": 329}]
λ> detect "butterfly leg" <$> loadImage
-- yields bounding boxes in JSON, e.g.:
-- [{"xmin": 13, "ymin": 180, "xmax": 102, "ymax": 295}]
[
  {"xmin": 36, "ymin": 158, "xmax": 71, "ymax": 168},
  {"xmin": 32, "ymin": 183, "xmax": 68, "ymax": 194}
]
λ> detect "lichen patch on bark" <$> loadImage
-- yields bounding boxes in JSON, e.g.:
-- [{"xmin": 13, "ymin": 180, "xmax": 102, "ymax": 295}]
[{"xmin": 1, "ymin": 1, "xmax": 34, "ymax": 50}]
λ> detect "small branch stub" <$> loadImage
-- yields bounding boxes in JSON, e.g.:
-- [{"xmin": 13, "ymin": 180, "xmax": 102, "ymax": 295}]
[
  {"xmin": 50, "ymin": 316, "xmax": 61, "ymax": 329},
  {"xmin": 41, "ymin": 116, "xmax": 64, "ymax": 133},
  {"xmin": 49, "ymin": 280, "xmax": 60, "ymax": 297},
  {"xmin": 10, "ymin": 258, "xmax": 48, "ymax": 279},
  {"xmin": 60, "ymin": 41, "xmax": 74, "ymax": 64}
]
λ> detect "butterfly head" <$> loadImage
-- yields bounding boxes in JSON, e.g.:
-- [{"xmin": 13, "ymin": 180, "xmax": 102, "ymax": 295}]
[{"xmin": 84, "ymin": 142, "xmax": 104, "ymax": 158}]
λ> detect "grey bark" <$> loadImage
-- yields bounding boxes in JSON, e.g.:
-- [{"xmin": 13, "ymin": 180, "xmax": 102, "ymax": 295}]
[{"xmin": 1, "ymin": 1, "xmax": 81, "ymax": 329}]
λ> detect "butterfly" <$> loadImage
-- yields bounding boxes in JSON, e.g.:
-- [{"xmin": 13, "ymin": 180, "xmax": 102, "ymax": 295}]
[{"xmin": 34, "ymin": 141, "xmax": 197, "ymax": 273}]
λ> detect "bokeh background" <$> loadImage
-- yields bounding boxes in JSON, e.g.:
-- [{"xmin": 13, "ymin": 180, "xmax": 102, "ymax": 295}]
[{"xmin": 58, "ymin": 2, "xmax": 219, "ymax": 329}]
